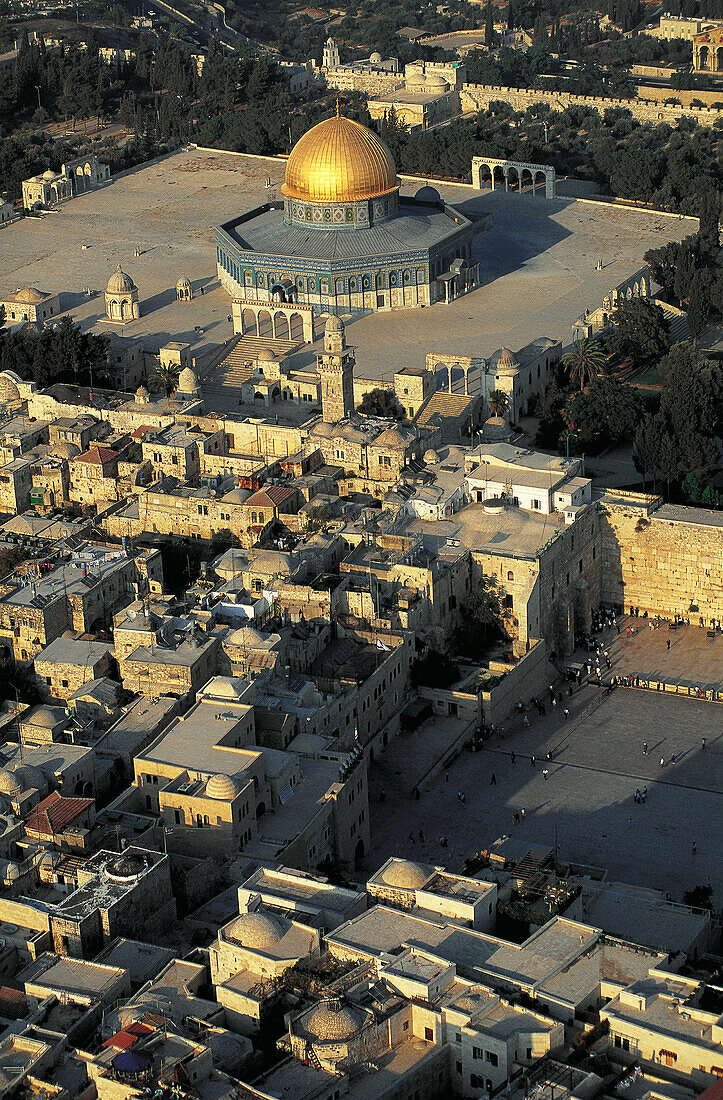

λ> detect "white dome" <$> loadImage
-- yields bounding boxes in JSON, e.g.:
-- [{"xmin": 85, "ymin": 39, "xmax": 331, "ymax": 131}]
[
  {"xmin": 370, "ymin": 51, "xmax": 382, "ymax": 62},
  {"xmin": 423, "ymin": 448, "xmax": 438, "ymax": 464},
  {"xmin": 305, "ymin": 998, "xmax": 363, "ymax": 1042},
  {"xmin": 206, "ymin": 773, "xmax": 241, "ymax": 800},
  {"xmin": 325, "ymin": 314, "xmax": 344, "ymax": 334},
  {"xmin": 226, "ymin": 911, "xmax": 287, "ymax": 950},
  {"xmin": 14, "ymin": 765, "xmax": 46, "ymax": 792},
  {"xmin": 380, "ymin": 858, "xmax": 429, "ymax": 890},
  {"xmin": 27, "ymin": 706, "xmax": 60, "ymax": 728}
]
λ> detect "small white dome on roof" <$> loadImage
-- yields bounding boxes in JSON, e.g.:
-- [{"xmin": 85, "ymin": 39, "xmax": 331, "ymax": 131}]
[
  {"xmin": 305, "ymin": 998, "xmax": 363, "ymax": 1042},
  {"xmin": 43, "ymin": 170, "xmax": 56, "ymax": 180},
  {"xmin": 176, "ymin": 276, "xmax": 192, "ymax": 290},
  {"xmin": 380, "ymin": 858, "xmax": 429, "ymax": 890},
  {"xmin": 423, "ymin": 448, "xmax": 439, "ymax": 464},
  {"xmin": 226, "ymin": 911, "xmax": 287, "ymax": 950},
  {"xmin": 370, "ymin": 51, "xmax": 382, "ymax": 62},
  {"xmin": 256, "ymin": 347, "xmax": 277, "ymax": 362},
  {"xmin": 425, "ymin": 73, "xmax": 449, "ymax": 89},
  {"xmin": 325, "ymin": 315, "xmax": 344, "ymax": 334},
  {"xmin": 178, "ymin": 366, "xmax": 199, "ymax": 393},
  {"xmin": 206, "ymin": 773, "xmax": 241, "ymax": 800}
]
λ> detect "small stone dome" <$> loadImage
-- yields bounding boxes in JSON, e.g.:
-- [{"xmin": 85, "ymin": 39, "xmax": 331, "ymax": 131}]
[
  {"xmin": 325, "ymin": 315, "xmax": 344, "ymax": 334},
  {"xmin": 256, "ymin": 347, "xmax": 277, "ymax": 362},
  {"xmin": 27, "ymin": 706, "xmax": 60, "ymax": 728},
  {"xmin": 52, "ymin": 441, "xmax": 80, "ymax": 460},
  {"xmin": 423, "ymin": 448, "xmax": 439, "ymax": 464},
  {"xmin": 227, "ymin": 911, "xmax": 286, "ymax": 950},
  {"xmin": 178, "ymin": 366, "xmax": 199, "ymax": 394},
  {"xmin": 425, "ymin": 73, "xmax": 449, "ymax": 89},
  {"xmin": 415, "ymin": 185, "xmax": 441, "ymax": 203},
  {"xmin": 206, "ymin": 773, "xmax": 241, "ymax": 800},
  {"xmin": 106, "ymin": 853, "xmax": 147, "ymax": 880},
  {"xmin": 0, "ymin": 770, "xmax": 22, "ymax": 798},
  {"xmin": 305, "ymin": 998, "xmax": 363, "ymax": 1042},
  {"xmin": 369, "ymin": 51, "xmax": 382, "ymax": 63},
  {"xmin": 380, "ymin": 858, "xmax": 429, "ymax": 890},
  {"xmin": 135, "ymin": 384, "xmax": 150, "ymax": 405},
  {"xmin": 482, "ymin": 415, "xmax": 512, "ymax": 443},
  {"xmin": 495, "ymin": 347, "xmax": 519, "ymax": 373},
  {"xmin": 14, "ymin": 765, "xmax": 46, "ymax": 792},
  {"xmin": 43, "ymin": 169, "xmax": 56, "ymax": 180},
  {"xmin": 375, "ymin": 426, "xmax": 407, "ymax": 447},
  {"xmin": 106, "ymin": 265, "xmax": 137, "ymax": 295},
  {"xmin": 176, "ymin": 276, "xmax": 192, "ymax": 291}
]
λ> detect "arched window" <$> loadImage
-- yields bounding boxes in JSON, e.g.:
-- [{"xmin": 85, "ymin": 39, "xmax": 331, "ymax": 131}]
[{"xmin": 507, "ymin": 570, "xmax": 514, "ymax": 581}]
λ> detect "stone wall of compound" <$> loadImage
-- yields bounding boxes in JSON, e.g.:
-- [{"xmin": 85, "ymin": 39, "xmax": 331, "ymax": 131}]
[
  {"xmin": 600, "ymin": 498, "xmax": 723, "ymax": 621},
  {"xmin": 460, "ymin": 84, "xmax": 723, "ymax": 128}
]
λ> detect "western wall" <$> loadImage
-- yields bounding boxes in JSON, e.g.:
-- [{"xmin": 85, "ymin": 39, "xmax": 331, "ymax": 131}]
[{"xmin": 599, "ymin": 492, "xmax": 723, "ymax": 621}]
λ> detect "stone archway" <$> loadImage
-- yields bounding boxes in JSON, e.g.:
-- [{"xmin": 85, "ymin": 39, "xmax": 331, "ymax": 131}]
[
  {"xmin": 257, "ymin": 309, "xmax": 273, "ymax": 337},
  {"xmin": 472, "ymin": 155, "xmax": 556, "ymax": 198},
  {"xmin": 273, "ymin": 312, "xmax": 290, "ymax": 339},
  {"xmin": 231, "ymin": 299, "xmax": 314, "ymax": 344}
]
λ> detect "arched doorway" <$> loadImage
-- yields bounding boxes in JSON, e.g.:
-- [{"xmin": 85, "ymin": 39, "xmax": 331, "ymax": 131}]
[
  {"xmin": 355, "ymin": 839, "xmax": 365, "ymax": 867},
  {"xmin": 256, "ymin": 801, "xmax": 266, "ymax": 818}
]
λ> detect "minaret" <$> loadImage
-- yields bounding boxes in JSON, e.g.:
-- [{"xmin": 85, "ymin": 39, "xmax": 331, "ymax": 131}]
[
  {"xmin": 317, "ymin": 316, "xmax": 355, "ymax": 423},
  {"xmin": 323, "ymin": 37, "xmax": 340, "ymax": 68}
]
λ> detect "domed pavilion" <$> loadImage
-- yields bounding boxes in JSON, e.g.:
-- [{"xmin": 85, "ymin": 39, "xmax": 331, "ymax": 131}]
[{"xmin": 215, "ymin": 108, "xmax": 478, "ymax": 315}]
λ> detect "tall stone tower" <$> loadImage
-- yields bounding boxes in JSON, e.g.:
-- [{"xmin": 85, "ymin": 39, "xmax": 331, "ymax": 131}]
[
  {"xmin": 318, "ymin": 315, "xmax": 355, "ymax": 423},
  {"xmin": 323, "ymin": 37, "xmax": 340, "ymax": 68}
]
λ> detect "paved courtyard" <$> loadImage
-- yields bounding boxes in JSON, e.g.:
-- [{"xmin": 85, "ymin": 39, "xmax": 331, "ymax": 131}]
[
  {"xmin": 367, "ymin": 622, "xmax": 722, "ymax": 900},
  {"xmin": 0, "ymin": 146, "xmax": 697, "ymax": 379}
]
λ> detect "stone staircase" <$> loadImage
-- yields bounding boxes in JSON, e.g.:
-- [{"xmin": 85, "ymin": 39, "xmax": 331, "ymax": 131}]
[{"xmin": 201, "ymin": 335, "xmax": 298, "ymax": 414}]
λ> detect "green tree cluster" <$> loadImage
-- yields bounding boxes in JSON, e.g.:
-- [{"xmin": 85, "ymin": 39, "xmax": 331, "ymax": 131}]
[
  {"xmin": 632, "ymin": 345, "xmax": 722, "ymax": 492},
  {"xmin": 0, "ymin": 313, "xmax": 108, "ymax": 388},
  {"xmin": 357, "ymin": 388, "xmax": 405, "ymax": 420}
]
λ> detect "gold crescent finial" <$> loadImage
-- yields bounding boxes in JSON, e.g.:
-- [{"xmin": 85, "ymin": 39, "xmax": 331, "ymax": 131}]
[{"xmin": 336, "ymin": 96, "xmax": 340, "ymax": 118}]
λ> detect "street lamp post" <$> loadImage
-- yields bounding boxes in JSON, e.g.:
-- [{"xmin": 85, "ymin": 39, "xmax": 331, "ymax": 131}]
[{"xmin": 35, "ymin": 85, "xmax": 42, "ymax": 110}]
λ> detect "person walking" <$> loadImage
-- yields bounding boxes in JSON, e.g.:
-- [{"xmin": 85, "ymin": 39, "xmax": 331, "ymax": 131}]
[
  {"xmin": 510, "ymin": 751, "xmax": 516, "ymax": 765},
  {"xmin": 444, "ymin": 771, "xmax": 449, "ymax": 783},
  {"xmin": 543, "ymin": 768, "xmax": 549, "ymax": 781},
  {"xmin": 659, "ymin": 757, "xmax": 665, "ymax": 767},
  {"xmin": 523, "ymin": 715, "xmax": 530, "ymax": 729},
  {"xmin": 530, "ymin": 755, "xmax": 536, "ymax": 768},
  {"xmin": 520, "ymin": 808, "xmax": 526, "ymax": 819},
  {"xmin": 692, "ymin": 841, "xmax": 697, "ymax": 855},
  {"xmin": 490, "ymin": 773, "xmax": 497, "ymax": 786},
  {"xmin": 701, "ymin": 738, "xmax": 706, "ymax": 750},
  {"xmin": 563, "ymin": 708, "xmax": 569, "ymax": 720},
  {"xmin": 642, "ymin": 786, "xmax": 647, "ymax": 803},
  {"xmin": 418, "ymin": 828, "xmax": 424, "ymax": 843},
  {"xmin": 643, "ymin": 742, "xmax": 648, "ymax": 754}
]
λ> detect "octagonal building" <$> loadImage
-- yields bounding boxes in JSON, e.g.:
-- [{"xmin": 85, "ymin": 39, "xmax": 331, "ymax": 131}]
[{"xmin": 215, "ymin": 109, "xmax": 478, "ymax": 315}]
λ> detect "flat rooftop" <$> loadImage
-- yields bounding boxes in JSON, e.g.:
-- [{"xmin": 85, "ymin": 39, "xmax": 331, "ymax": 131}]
[{"xmin": 0, "ymin": 147, "xmax": 696, "ymax": 378}]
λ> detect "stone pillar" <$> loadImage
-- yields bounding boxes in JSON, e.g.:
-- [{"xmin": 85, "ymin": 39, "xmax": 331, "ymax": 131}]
[
  {"xmin": 448, "ymin": 365, "xmax": 453, "ymax": 393},
  {"xmin": 504, "ymin": 171, "xmax": 509, "ymax": 193},
  {"xmin": 445, "ymin": 281, "xmax": 450, "ymax": 305},
  {"xmin": 464, "ymin": 369, "xmax": 469, "ymax": 396}
]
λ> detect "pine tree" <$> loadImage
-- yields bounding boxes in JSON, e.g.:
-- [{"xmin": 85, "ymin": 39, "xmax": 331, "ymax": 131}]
[{"xmin": 485, "ymin": 0, "xmax": 494, "ymax": 47}]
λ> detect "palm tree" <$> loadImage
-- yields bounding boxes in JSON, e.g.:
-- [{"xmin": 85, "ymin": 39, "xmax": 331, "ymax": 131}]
[
  {"xmin": 562, "ymin": 337, "xmax": 608, "ymax": 392},
  {"xmin": 488, "ymin": 389, "xmax": 509, "ymax": 417},
  {"xmin": 152, "ymin": 361, "xmax": 180, "ymax": 396}
]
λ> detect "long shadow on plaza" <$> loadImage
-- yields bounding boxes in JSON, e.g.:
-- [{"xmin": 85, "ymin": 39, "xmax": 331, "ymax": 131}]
[{"xmin": 367, "ymin": 686, "xmax": 722, "ymax": 899}]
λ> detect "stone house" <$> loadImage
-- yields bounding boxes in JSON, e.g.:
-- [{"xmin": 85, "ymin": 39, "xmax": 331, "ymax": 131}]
[
  {"xmin": 118, "ymin": 630, "xmax": 220, "ymax": 700},
  {"xmin": 142, "ymin": 423, "xmax": 225, "ymax": 484},
  {"xmin": 0, "ymin": 458, "xmax": 33, "ymax": 514},
  {"xmin": 29, "ymin": 456, "xmax": 70, "ymax": 512},
  {"xmin": 0, "ymin": 544, "xmax": 162, "ymax": 662},
  {"xmin": 240, "ymin": 485, "xmax": 301, "ymax": 536},
  {"xmin": 0, "ymin": 286, "xmax": 61, "ymax": 326},
  {"xmin": 34, "ymin": 636, "xmax": 113, "ymax": 702},
  {"xmin": 24, "ymin": 791, "xmax": 96, "ymax": 851},
  {"xmin": 68, "ymin": 446, "xmax": 120, "ymax": 509}
]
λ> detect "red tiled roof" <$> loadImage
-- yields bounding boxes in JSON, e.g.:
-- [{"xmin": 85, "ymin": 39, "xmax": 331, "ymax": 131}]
[
  {"xmin": 245, "ymin": 485, "xmax": 296, "ymax": 508},
  {"xmin": 25, "ymin": 791, "xmax": 93, "ymax": 835},
  {"xmin": 74, "ymin": 445, "xmax": 118, "ymax": 464},
  {"xmin": 131, "ymin": 425, "xmax": 155, "ymax": 440},
  {"xmin": 102, "ymin": 1022, "xmax": 153, "ymax": 1050}
]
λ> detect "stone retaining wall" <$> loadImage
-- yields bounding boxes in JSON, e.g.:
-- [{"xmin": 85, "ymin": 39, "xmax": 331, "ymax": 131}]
[{"xmin": 460, "ymin": 83, "xmax": 723, "ymax": 128}]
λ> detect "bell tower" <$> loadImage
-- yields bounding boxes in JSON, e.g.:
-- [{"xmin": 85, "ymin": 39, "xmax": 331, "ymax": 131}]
[{"xmin": 318, "ymin": 316, "xmax": 355, "ymax": 423}]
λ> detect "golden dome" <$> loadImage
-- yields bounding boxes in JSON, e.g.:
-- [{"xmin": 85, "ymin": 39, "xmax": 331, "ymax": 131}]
[{"xmin": 282, "ymin": 113, "xmax": 398, "ymax": 204}]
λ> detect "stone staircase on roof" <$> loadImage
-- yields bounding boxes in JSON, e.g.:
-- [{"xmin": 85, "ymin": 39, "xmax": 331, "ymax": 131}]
[{"xmin": 414, "ymin": 389, "xmax": 479, "ymax": 443}]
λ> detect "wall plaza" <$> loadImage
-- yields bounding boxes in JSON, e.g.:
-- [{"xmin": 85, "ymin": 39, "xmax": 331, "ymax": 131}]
[{"xmin": 215, "ymin": 111, "xmax": 481, "ymax": 315}]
